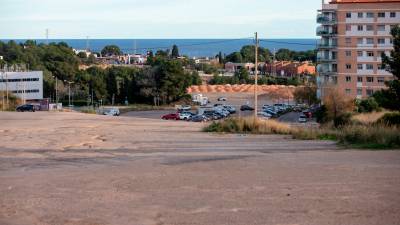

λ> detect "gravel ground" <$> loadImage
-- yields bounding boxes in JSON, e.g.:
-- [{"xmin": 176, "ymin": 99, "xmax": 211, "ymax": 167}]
[{"xmin": 0, "ymin": 112, "xmax": 399, "ymax": 225}]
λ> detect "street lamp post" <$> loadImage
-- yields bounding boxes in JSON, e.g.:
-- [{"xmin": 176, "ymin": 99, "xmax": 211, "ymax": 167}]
[{"xmin": 64, "ymin": 80, "xmax": 74, "ymax": 108}]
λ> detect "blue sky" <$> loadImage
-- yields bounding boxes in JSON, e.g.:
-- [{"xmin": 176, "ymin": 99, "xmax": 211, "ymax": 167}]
[{"xmin": 0, "ymin": 0, "xmax": 320, "ymax": 39}]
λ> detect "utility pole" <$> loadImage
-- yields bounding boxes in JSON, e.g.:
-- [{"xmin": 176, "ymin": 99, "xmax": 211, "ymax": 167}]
[
  {"xmin": 254, "ymin": 32, "xmax": 259, "ymax": 119},
  {"xmin": 46, "ymin": 29, "xmax": 49, "ymax": 45},
  {"xmin": 86, "ymin": 36, "xmax": 90, "ymax": 51}
]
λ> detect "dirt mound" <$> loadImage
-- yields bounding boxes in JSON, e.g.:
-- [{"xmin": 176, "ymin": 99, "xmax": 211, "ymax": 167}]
[{"xmin": 187, "ymin": 84, "xmax": 296, "ymax": 99}]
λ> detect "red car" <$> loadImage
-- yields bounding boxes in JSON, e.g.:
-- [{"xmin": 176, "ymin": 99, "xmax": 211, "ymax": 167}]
[
  {"xmin": 162, "ymin": 113, "xmax": 180, "ymax": 120},
  {"xmin": 302, "ymin": 110, "xmax": 312, "ymax": 118}
]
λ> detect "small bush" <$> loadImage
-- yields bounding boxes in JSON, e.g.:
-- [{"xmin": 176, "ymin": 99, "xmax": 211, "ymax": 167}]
[
  {"xmin": 377, "ymin": 112, "xmax": 400, "ymax": 126},
  {"xmin": 315, "ymin": 105, "xmax": 329, "ymax": 124},
  {"xmin": 334, "ymin": 113, "xmax": 352, "ymax": 128}
]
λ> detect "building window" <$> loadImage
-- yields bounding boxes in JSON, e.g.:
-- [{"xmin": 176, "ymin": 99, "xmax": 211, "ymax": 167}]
[
  {"xmin": 346, "ymin": 51, "xmax": 352, "ymax": 57},
  {"xmin": 357, "ymin": 76, "xmax": 363, "ymax": 82},
  {"xmin": 378, "ymin": 38, "xmax": 385, "ymax": 44},
  {"xmin": 390, "ymin": 38, "xmax": 393, "ymax": 44},
  {"xmin": 366, "ymin": 25, "xmax": 373, "ymax": 31},
  {"xmin": 390, "ymin": 12, "xmax": 396, "ymax": 18},
  {"xmin": 366, "ymin": 64, "xmax": 374, "ymax": 70},
  {"xmin": 367, "ymin": 51, "xmax": 374, "ymax": 57},
  {"xmin": 346, "ymin": 89, "xmax": 351, "ymax": 94},
  {"xmin": 346, "ymin": 64, "xmax": 352, "ymax": 69},
  {"xmin": 378, "ymin": 77, "xmax": 385, "ymax": 83},
  {"xmin": 366, "ymin": 12, "xmax": 374, "ymax": 18},
  {"xmin": 366, "ymin": 89, "xmax": 374, "ymax": 96},
  {"xmin": 378, "ymin": 64, "xmax": 385, "ymax": 70},
  {"xmin": 346, "ymin": 12, "xmax": 352, "ymax": 18},
  {"xmin": 346, "ymin": 25, "xmax": 351, "ymax": 31},
  {"xmin": 357, "ymin": 25, "xmax": 364, "ymax": 31},
  {"xmin": 378, "ymin": 12, "xmax": 386, "ymax": 18},
  {"xmin": 367, "ymin": 77, "xmax": 374, "ymax": 82},
  {"xmin": 378, "ymin": 51, "xmax": 384, "ymax": 58},
  {"xmin": 358, "ymin": 64, "xmax": 363, "ymax": 70},
  {"xmin": 357, "ymin": 88, "xmax": 363, "ymax": 95},
  {"xmin": 357, "ymin": 51, "xmax": 363, "ymax": 57},
  {"xmin": 358, "ymin": 12, "xmax": 363, "ymax": 18},
  {"xmin": 357, "ymin": 38, "xmax": 363, "ymax": 45},
  {"xmin": 346, "ymin": 76, "xmax": 352, "ymax": 82},
  {"xmin": 366, "ymin": 38, "xmax": 374, "ymax": 44},
  {"xmin": 346, "ymin": 38, "xmax": 352, "ymax": 44},
  {"xmin": 377, "ymin": 25, "xmax": 385, "ymax": 31}
]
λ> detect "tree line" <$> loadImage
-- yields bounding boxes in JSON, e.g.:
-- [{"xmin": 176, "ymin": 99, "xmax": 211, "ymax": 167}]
[{"xmin": 0, "ymin": 41, "xmax": 201, "ymax": 105}]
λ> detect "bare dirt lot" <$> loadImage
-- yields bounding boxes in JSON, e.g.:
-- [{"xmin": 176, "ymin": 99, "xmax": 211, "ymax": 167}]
[{"xmin": 0, "ymin": 112, "xmax": 400, "ymax": 225}]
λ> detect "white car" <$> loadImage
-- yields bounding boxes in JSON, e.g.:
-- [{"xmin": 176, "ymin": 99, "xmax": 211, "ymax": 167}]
[
  {"xmin": 217, "ymin": 97, "xmax": 227, "ymax": 101},
  {"xmin": 179, "ymin": 112, "xmax": 193, "ymax": 120},
  {"xmin": 178, "ymin": 105, "xmax": 192, "ymax": 111},
  {"xmin": 257, "ymin": 111, "xmax": 272, "ymax": 118},
  {"xmin": 103, "ymin": 108, "xmax": 120, "ymax": 116},
  {"xmin": 298, "ymin": 115, "xmax": 307, "ymax": 123}
]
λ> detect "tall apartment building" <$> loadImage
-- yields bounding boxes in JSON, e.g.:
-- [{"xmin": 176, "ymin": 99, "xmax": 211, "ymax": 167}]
[{"xmin": 317, "ymin": 0, "xmax": 400, "ymax": 99}]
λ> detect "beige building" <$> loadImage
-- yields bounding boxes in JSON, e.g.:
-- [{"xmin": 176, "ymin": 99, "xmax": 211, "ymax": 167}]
[{"xmin": 317, "ymin": 0, "xmax": 400, "ymax": 99}]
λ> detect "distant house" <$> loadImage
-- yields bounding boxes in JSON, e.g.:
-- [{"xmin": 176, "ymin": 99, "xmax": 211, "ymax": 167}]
[
  {"xmin": 263, "ymin": 61, "xmax": 316, "ymax": 77},
  {"xmin": 224, "ymin": 62, "xmax": 255, "ymax": 73},
  {"xmin": 73, "ymin": 49, "xmax": 93, "ymax": 58}
]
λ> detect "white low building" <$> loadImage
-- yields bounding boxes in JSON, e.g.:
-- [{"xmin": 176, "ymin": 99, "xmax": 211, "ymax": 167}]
[{"xmin": 0, "ymin": 71, "xmax": 43, "ymax": 100}]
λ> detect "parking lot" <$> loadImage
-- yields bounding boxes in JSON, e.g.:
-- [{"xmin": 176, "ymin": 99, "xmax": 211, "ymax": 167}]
[{"xmin": 123, "ymin": 93, "xmax": 315, "ymax": 125}]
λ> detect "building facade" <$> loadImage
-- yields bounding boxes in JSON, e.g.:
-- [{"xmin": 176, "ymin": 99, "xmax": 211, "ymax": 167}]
[
  {"xmin": 0, "ymin": 71, "xmax": 43, "ymax": 101},
  {"xmin": 317, "ymin": 0, "xmax": 400, "ymax": 99},
  {"xmin": 263, "ymin": 61, "xmax": 316, "ymax": 77}
]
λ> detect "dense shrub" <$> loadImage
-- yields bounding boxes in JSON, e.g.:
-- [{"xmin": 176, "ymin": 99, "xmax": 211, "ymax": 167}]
[
  {"xmin": 377, "ymin": 112, "xmax": 400, "ymax": 126},
  {"xmin": 357, "ymin": 98, "xmax": 380, "ymax": 113},
  {"xmin": 315, "ymin": 105, "xmax": 329, "ymax": 124}
]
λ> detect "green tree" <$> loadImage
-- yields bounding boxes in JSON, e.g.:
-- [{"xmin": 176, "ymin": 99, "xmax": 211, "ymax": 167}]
[
  {"xmin": 376, "ymin": 25, "xmax": 400, "ymax": 110},
  {"xmin": 101, "ymin": 45, "xmax": 122, "ymax": 56},
  {"xmin": 171, "ymin": 45, "xmax": 179, "ymax": 58}
]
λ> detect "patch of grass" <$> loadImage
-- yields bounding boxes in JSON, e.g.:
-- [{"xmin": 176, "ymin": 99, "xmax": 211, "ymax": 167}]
[
  {"xmin": 204, "ymin": 117, "xmax": 400, "ymax": 150},
  {"xmin": 119, "ymin": 104, "xmax": 174, "ymax": 114},
  {"xmin": 80, "ymin": 108, "xmax": 97, "ymax": 114}
]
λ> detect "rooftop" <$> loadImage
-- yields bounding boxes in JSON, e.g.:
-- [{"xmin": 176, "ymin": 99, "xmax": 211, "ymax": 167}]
[{"xmin": 330, "ymin": 0, "xmax": 400, "ymax": 3}]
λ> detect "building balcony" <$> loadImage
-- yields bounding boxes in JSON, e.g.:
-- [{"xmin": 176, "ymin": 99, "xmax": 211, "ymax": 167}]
[
  {"xmin": 317, "ymin": 14, "xmax": 337, "ymax": 24},
  {"xmin": 316, "ymin": 27, "xmax": 337, "ymax": 36},
  {"xmin": 317, "ymin": 56, "xmax": 337, "ymax": 62},
  {"xmin": 318, "ymin": 43, "xmax": 337, "ymax": 49}
]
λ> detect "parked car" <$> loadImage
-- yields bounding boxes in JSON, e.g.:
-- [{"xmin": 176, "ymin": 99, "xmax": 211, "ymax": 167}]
[
  {"xmin": 191, "ymin": 115, "xmax": 209, "ymax": 122},
  {"xmin": 257, "ymin": 111, "xmax": 272, "ymax": 118},
  {"xmin": 214, "ymin": 103, "xmax": 224, "ymax": 107},
  {"xmin": 217, "ymin": 97, "xmax": 227, "ymax": 101},
  {"xmin": 298, "ymin": 114, "xmax": 307, "ymax": 123},
  {"xmin": 263, "ymin": 109, "xmax": 278, "ymax": 117},
  {"xmin": 303, "ymin": 110, "xmax": 312, "ymax": 118},
  {"xmin": 103, "ymin": 107, "xmax": 120, "ymax": 116},
  {"xmin": 162, "ymin": 113, "xmax": 180, "ymax": 120},
  {"xmin": 178, "ymin": 105, "xmax": 191, "ymax": 111},
  {"xmin": 179, "ymin": 112, "xmax": 194, "ymax": 120},
  {"xmin": 16, "ymin": 104, "xmax": 35, "ymax": 112},
  {"xmin": 240, "ymin": 105, "xmax": 254, "ymax": 111},
  {"xmin": 223, "ymin": 105, "xmax": 236, "ymax": 114}
]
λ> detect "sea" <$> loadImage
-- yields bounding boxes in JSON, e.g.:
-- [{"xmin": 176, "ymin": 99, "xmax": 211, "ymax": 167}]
[{"xmin": 1, "ymin": 39, "xmax": 318, "ymax": 58}]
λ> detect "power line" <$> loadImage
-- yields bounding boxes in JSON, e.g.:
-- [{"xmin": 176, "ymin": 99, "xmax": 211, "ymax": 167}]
[
  {"xmin": 259, "ymin": 39, "xmax": 317, "ymax": 47},
  {"xmin": 117, "ymin": 37, "xmax": 254, "ymax": 52}
]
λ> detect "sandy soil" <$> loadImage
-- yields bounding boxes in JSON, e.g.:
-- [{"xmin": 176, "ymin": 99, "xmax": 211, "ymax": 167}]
[{"xmin": 0, "ymin": 112, "xmax": 400, "ymax": 225}]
